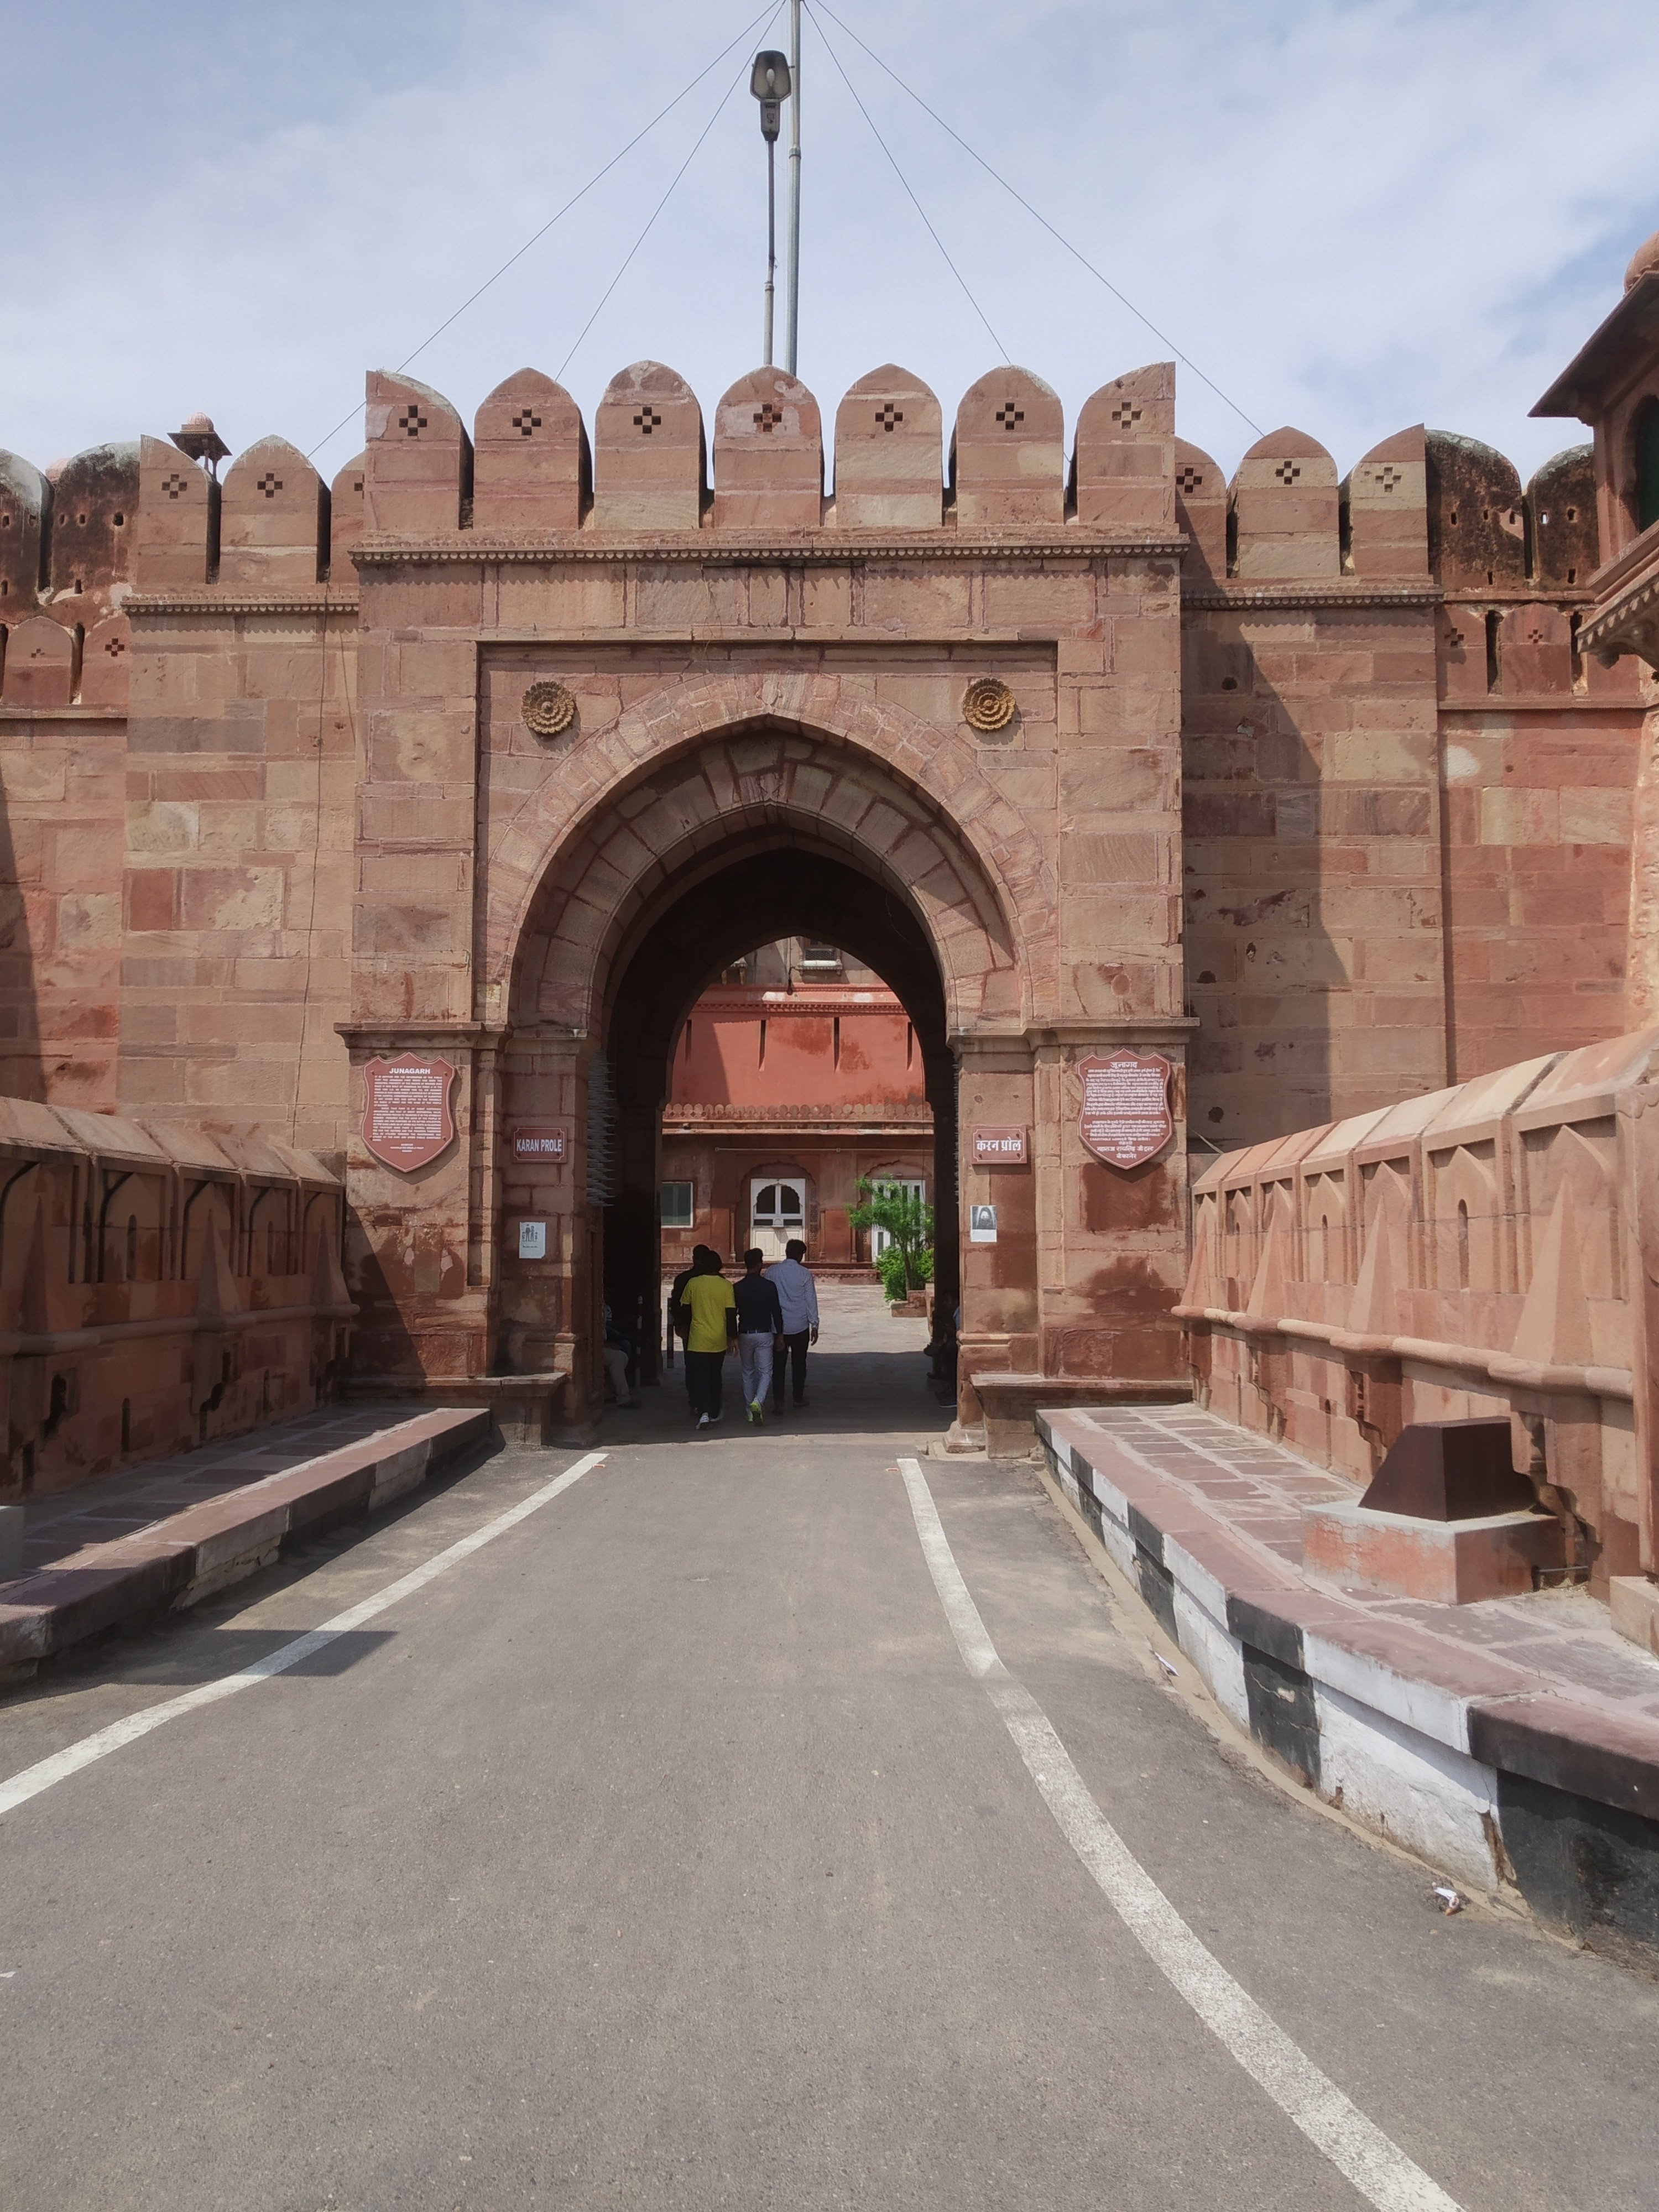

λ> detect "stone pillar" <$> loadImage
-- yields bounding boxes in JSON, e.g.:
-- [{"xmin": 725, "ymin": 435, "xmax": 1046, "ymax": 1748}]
[
  {"xmin": 340, "ymin": 1024, "xmax": 493, "ymax": 1385},
  {"xmin": 498, "ymin": 1032, "xmax": 592, "ymax": 1417},
  {"xmin": 1032, "ymin": 1023, "xmax": 1193, "ymax": 1390},
  {"xmin": 953, "ymin": 1034, "xmax": 1037, "ymax": 1436},
  {"xmin": 1626, "ymin": 701, "xmax": 1659, "ymax": 1028}
]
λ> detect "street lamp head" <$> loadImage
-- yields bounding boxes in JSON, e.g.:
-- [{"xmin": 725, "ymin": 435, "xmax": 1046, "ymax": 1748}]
[{"xmin": 750, "ymin": 48, "xmax": 791, "ymax": 142}]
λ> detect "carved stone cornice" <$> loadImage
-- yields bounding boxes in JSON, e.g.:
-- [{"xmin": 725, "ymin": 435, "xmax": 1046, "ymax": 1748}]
[
  {"xmin": 127, "ymin": 591, "xmax": 359, "ymax": 617},
  {"xmin": 1580, "ymin": 542, "xmax": 1659, "ymax": 670},
  {"xmin": 1182, "ymin": 583, "xmax": 1439, "ymax": 610},
  {"xmin": 352, "ymin": 530, "xmax": 1187, "ymax": 569}
]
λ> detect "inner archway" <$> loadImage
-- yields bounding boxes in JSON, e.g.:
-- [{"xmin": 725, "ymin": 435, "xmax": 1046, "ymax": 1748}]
[
  {"xmin": 501, "ymin": 718, "xmax": 1027, "ymax": 1424},
  {"xmin": 600, "ymin": 843, "xmax": 958, "ymax": 1389}
]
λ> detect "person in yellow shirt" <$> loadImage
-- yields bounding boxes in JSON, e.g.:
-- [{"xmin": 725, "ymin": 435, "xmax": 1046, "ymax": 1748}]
[{"xmin": 676, "ymin": 1249, "xmax": 737, "ymax": 1428}]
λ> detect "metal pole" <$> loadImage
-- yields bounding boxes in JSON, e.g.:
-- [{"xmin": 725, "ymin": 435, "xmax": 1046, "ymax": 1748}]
[
  {"xmin": 785, "ymin": 0, "xmax": 801, "ymax": 375},
  {"xmin": 763, "ymin": 137, "xmax": 776, "ymax": 367}
]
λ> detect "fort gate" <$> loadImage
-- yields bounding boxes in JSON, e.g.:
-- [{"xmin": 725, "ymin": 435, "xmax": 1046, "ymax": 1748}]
[
  {"xmin": 343, "ymin": 359, "xmax": 1192, "ymax": 1441},
  {"xmin": 3, "ymin": 241, "xmax": 1655, "ymax": 1470}
]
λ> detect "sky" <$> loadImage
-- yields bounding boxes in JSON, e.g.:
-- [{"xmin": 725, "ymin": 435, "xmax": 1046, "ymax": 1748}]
[{"xmin": 3, "ymin": 0, "xmax": 1657, "ymax": 490}]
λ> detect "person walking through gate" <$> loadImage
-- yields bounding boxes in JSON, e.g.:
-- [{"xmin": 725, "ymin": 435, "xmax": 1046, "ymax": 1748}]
[
  {"xmin": 734, "ymin": 1247, "xmax": 784, "ymax": 1425},
  {"xmin": 677, "ymin": 1248, "xmax": 736, "ymax": 1429},
  {"xmin": 768, "ymin": 1237, "xmax": 819, "ymax": 1412},
  {"xmin": 669, "ymin": 1244, "xmax": 717, "ymax": 1416}
]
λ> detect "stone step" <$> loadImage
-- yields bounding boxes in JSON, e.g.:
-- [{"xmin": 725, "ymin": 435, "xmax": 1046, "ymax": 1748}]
[{"xmin": 0, "ymin": 1407, "xmax": 489, "ymax": 1679}]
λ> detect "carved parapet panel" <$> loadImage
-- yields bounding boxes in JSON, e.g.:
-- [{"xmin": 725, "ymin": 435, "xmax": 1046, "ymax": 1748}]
[
  {"xmin": 712, "ymin": 367, "xmax": 822, "ymax": 530},
  {"xmin": 952, "ymin": 366, "xmax": 1064, "ymax": 528},
  {"xmin": 1230, "ymin": 427, "xmax": 1339, "ymax": 580},
  {"xmin": 79, "ymin": 612, "xmax": 132, "ymax": 709},
  {"xmin": 1173, "ymin": 437, "xmax": 1225, "ymax": 585},
  {"xmin": 1072, "ymin": 361, "xmax": 1175, "ymax": 530},
  {"xmin": 47, "ymin": 442, "xmax": 138, "ymax": 616},
  {"xmin": 473, "ymin": 368, "xmax": 588, "ymax": 532},
  {"xmin": 593, "ymin": 360, "xmax": 704, "ymax": 531},
  {"xmin": 1426, "ymin": 430, "xmax": 1525, "ymax": 589},
  {"xmin": 0, "ymin": 449, "xmax": 48, "ymax": 614},
  {"xmin": 136, "ymin": 434, "xmax": 215, "ymax": 588},
  {"xmin": 1497, "ymin": 601, "xmax": 1574, "ymax": 695},
  {"xmin": 1528, "ymin": 443, "xmax": 1599, "ymax": 590},
  {"xmin": 0, "ymin": 612, "xmax": 76, "ymax": 707},
  {"xmin": 1342, "ymin": 425, "xmax": 1427, "ymax": 580},
  {"xmin": 364, "ymin": 371, "xmax": 470, "ymax": 534},
  {"xmin": 330, "ymin": 450, "xmax": 367, "ymax": 577},
  {"xmin": 1178, "ymin": 1030, "xmax": 1659, "ymax": 1579},
  {"xmin": 219, "ymin": 435, "xmax": 326, "ymax": 587},
  {"xmin": 832, "ymin": 364, "xmax": 942, "ymax": 529}
]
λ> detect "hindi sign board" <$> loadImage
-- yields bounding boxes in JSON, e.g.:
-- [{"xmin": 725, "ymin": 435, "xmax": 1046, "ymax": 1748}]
[
  {"xmin": 362, "ymin": 1053, "xmax": 457, "ymax": 1173},
  {"xmin": 512, "ymin": 1126, "xmax": 568, "ymax": 1164},
  {"xmin": 1078, "ymin": 1049, "xmax": 1172, "ymax": 1170},
  {"xmin": 971, "ymin": 1126, "xmax": 1027, "ymax": 1166}
]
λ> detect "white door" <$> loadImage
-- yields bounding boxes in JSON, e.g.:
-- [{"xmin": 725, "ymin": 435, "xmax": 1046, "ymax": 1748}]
[
  {"xmin": 869, "ymin": 1179, "xmax": 927, "ymax": 1260},
  {"xmin": 750, "ymin": 1177, "xmax": 805, "ymax": 1262}
]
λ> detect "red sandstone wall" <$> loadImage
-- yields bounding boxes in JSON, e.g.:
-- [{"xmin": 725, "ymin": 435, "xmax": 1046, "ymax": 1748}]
[
  {"xmin": 670, "ymin": 984, "xmax": 925, "ymax": 1112},
  {"xmin": 1183, "ymin": 425, "xmax": 1648, "ymax": 1152}
]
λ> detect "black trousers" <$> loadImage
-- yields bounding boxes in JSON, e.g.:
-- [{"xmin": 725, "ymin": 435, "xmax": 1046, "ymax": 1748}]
[
  {"xmin": 684, "ymin": 1348, "xmax": 726, "ymax": 1420},
  {"xmin": 771, "ymin": 1331, "xmax": 810, "ymax": 1406}
]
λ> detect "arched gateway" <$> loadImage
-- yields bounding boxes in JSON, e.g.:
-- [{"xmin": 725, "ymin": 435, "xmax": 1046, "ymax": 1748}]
[{"xmin": 338, "ymin": 362, "xmax": 1196, "ymax": 1444}]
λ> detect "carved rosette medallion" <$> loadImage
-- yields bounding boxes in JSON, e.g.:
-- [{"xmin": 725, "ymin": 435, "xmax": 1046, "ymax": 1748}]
[
  {"xmin": 962, "ymin": 676, "xmax": 1016, "ymax": 734},
  {"xmin": 521, "ymin": 679, "xmax": 577, "ymax": 740}
]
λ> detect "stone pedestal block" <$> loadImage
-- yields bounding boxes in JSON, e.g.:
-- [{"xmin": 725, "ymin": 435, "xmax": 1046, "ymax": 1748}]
[{"xmin": 1303, "ymin": 1498, "xmax": 1564, "ymax": 1604}]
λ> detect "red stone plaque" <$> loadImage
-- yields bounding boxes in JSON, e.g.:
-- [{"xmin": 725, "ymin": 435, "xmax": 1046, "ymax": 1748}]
[
  {"xmin": 972, "ymin": 1126, "xmax": 1027, "ymax": 1166},
  {"xmin": 362, "ymin": 1053, "xmax": 456, "ymax": 1172},
  {"xmin": 1078, "ymin": 1050, "xmax": 1172, "ymax": 1170},
  {"xmin": 512, "ymin": 1125, "xmax": 568, "ymax": 1164}
]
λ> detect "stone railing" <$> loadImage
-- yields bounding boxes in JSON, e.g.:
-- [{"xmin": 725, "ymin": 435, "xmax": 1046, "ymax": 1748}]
[
  {"xmin": 1175, "ymin": 1029, "xmax": 1659, "ymax": 1589},
  {"xmin": 0, "ymin": 1100, "xmax": 353, "ymax": 1500}
]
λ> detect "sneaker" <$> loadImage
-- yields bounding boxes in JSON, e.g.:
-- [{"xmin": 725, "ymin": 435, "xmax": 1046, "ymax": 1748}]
[
  {"xmin": 749, "ymin": 1400, "xmax": 764, "ymax": 1425},
  {"xmin": 697, "ymin": 1413, "xmax": 711, "ymax": 1428},
  {"xmin": 706, "ymin": 1412, "xmax": 723, "ymax": 1427}
]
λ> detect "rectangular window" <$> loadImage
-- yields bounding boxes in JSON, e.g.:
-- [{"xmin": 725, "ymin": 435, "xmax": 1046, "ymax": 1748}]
[{"xmin": 660, "ymin": 1181, "xmax": 695, "ymax": 1229}]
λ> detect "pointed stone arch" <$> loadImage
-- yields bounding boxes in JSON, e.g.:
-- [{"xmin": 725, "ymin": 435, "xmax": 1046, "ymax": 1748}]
[{"xmin": 488, "ymin": 670, "xmax": 1056, "ymax": 1036}]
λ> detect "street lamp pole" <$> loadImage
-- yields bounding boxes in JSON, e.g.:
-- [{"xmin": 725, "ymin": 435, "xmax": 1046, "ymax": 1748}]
[
  {"xmin": 786, "ymin": 0, "xmax": 801, "ymax": 375},
  {"xmin": 749, "ymin": 49, "xmax": 792, "ymax": 369}
]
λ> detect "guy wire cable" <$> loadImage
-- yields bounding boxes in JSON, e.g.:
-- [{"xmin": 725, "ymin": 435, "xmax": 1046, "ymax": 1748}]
[
  {"xmin": 810, "ymin": 7, "xmax": 1010, "ymax": 366},
  {"xmin": 555, "ymin": 22, "xmax": 780, "ymax": 385},
  {"xmin": 305, "ymin": 0, "xmax": 781, "ymax": 462},
  {"xmin": 806, "ymin": 0, "xmax": 1264, "ymax": 436}
]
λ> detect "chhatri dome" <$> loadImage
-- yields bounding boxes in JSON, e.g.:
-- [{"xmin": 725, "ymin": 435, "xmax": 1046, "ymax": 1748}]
[{"xmin": 1624, "ymin": 226, "xmax": 1659, "ymax": 291}]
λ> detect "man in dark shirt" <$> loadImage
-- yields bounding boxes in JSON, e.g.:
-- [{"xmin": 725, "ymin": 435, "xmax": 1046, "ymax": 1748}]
[{"xmin": 733, "ymin": 1246, "xmax": 784, "ymax": 1425}]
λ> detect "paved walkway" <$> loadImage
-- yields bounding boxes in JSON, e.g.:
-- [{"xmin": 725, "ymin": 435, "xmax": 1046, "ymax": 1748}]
[
  {"xmin": 3, "ymin": 1338, "xmax": 1658, "ymax": 2208},
  {"xmin": 9, "ymin": 1405, "xmax": 422, "ymax": 1579},
  {"xmin": 1088, "ymin": 1402, "xmax": 1659, "ymax": 1726}
]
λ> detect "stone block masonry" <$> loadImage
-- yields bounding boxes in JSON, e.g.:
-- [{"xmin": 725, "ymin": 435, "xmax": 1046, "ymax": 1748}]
[{"xmin": 0, "ymin": 234, "xmax": 1654, "ymax": 1461}]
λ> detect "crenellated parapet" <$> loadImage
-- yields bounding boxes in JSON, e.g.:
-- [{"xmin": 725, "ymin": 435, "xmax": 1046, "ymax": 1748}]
[{"xmin": 0, "ymin": 357, "xmax": 1637, "ymax": 733}]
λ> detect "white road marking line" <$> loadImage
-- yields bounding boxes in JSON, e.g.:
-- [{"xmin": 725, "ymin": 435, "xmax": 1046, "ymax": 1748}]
[
  {"xmin": 898, "ymin": 1457, "xmax": 1462, "ymax": 2212},
  {"xmin": 0, "ymin": 1452, "xmax": 607, "ymax": 1821}
]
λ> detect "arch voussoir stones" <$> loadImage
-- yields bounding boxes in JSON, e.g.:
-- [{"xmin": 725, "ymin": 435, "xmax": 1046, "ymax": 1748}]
[{"xmin": 487, "ymin": 671, "xmax": 1051, "ymax": 1025}]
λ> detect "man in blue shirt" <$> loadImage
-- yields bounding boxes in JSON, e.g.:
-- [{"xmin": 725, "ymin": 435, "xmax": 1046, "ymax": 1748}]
[{"xmin": 767, "ymin": 1238, "xmax": 820, "ymax": 1412}]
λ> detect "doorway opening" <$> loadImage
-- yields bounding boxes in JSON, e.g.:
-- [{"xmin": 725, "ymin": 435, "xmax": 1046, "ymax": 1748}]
[{"xmin": 500, "ymin": 717, "xmax": 1026, "ymax": 1425}]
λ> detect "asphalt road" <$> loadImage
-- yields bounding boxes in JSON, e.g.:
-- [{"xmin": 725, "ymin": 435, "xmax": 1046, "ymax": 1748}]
[{"xmin": 2, "ymin": 1296, "xmax": 1657, "ymax": 2211}]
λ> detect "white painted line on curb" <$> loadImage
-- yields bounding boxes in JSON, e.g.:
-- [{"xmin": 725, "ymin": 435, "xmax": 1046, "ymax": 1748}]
[
  {"xmin": 0, "ymin": 1451, "xmax": 607, "ymax": 1821},
  {"xmin": 898, "ymin": 1457, "xmax": 1462, "ymax": 2212}
]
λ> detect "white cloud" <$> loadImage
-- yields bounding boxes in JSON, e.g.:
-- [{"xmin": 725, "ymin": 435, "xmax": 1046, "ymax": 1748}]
[{"xmin": 2, "ymin": 0, "xmax": 1655, "ymax": 488}]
